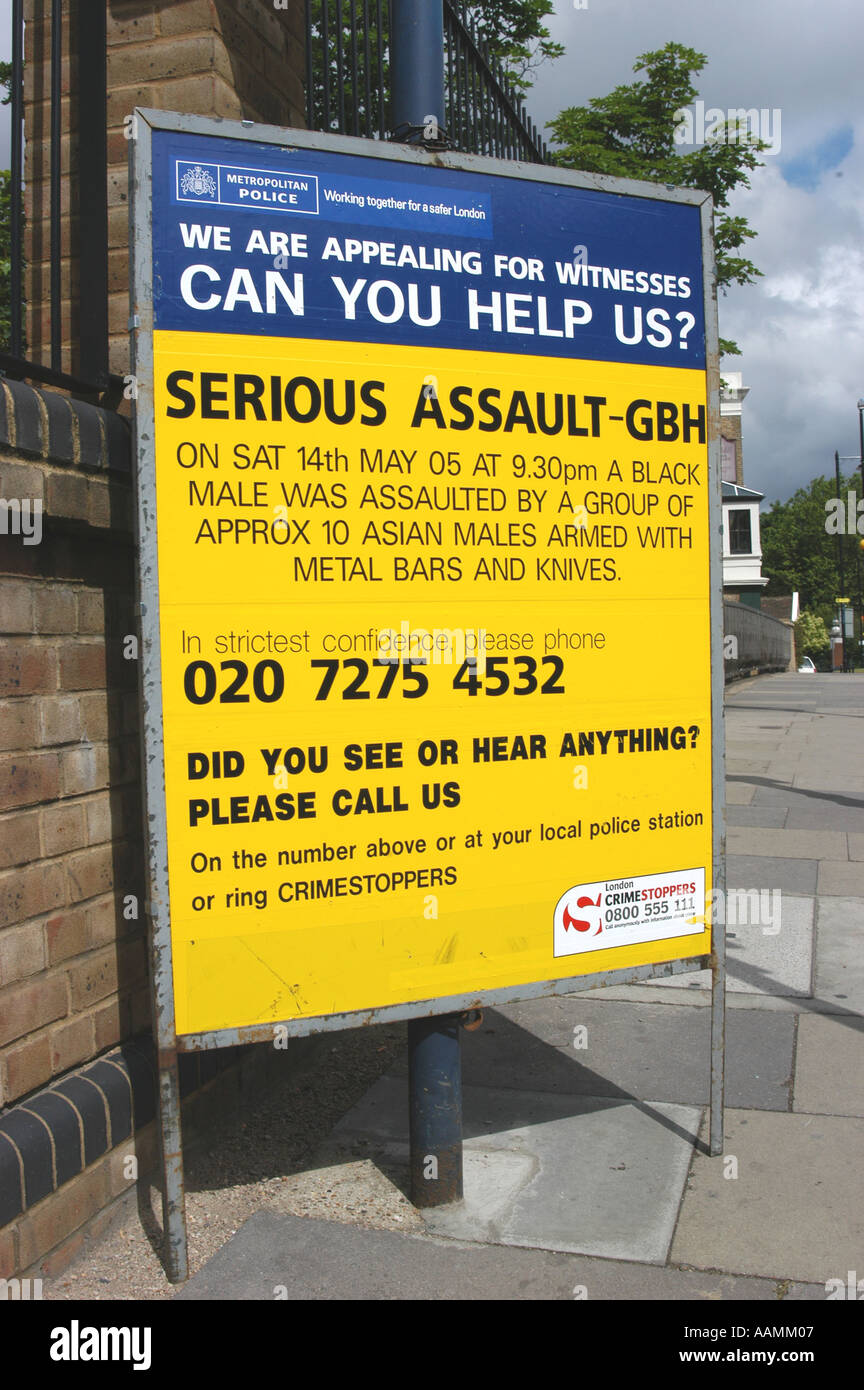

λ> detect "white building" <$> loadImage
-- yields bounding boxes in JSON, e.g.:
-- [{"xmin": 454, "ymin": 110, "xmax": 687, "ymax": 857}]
[{"xmin": 722, "ymin": 480, "xmax": 769, "ymax": 607}]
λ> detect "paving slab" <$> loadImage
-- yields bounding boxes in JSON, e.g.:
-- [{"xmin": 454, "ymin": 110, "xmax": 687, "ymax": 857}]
[
  {"xmin": 725, "ymin": 725, "xmax": 769, "ymax": 735},
  {"xmin": 817, "ymin": 861, "xmax": 864, "ymax": 896},
  {"xmin": 796, "ymin": 755, "xmax": 860, "ymax": 773},
  {"xmin": 173, "ymin": 1210, "xmax": 822, "ymax": 1301},
  {"xmin": 847, "ymin": 833, "xmax": 864, "ymax": 860},
  {"xmin": 330, "ymin": 1074, "xmax": 700, "ymax": 1263},
  {"xmin": 725, "ymin": 782, "xmax": 755, "ymax": 805},
  {"xmin": 727, "ymin": 826, "xmax": 848, "ymax": 861},
  {"xmin": 725, "ymin": 741, "xmax": 786, "ymax": 760},
  {"xmin": 749, "ymin": 784, "xmax": 805, "ymax": 807},
  {"xmin": 763, "ymin": 762, "xmax": 802, "ymax": 782},
  {"xmin": 644, "ymin": 895, "xmax": 814, "ymax": 997},
  {"xmin": 751, "ymin": 783, "xmax": 859, "ymax": 811},
  {"xmin": 795, "ymin": 782, "xmax": 864, "ymax": 800},
  {"xmin": 671, "ymin": 1110, "xmax": 864, "ymax": 1285},
  {"xmin": 785, "ymin": 804, "xmax": 864, "ymax": 831},
  {"xmin": 793, "ymin": 1014, "xmax": 864, "ymax": 1117},
  {"xmin": 391, "ymin": 1000, "xmax": 795, "ymax": 1111},
  {"xmin": 813, "ymin": 897, "xmax": 864, "ymax": 1013},
  {"xmin": 793, "ymin": 777, "xmax": 864, "ymax": 795},
  {"xmin": 588, "ymin": 982, "xmax": 713, "ymax": 1006},
  {"xmin": 727, "ymin": 853, "xmax": 817, "ymax": 895},
  {"xmin": 586, "ymin": 984, "xmax": 847, "ymax": 1013},
  {"xmin": 725, "ymin": 806, "xmax": 787, "ymax": 829}
]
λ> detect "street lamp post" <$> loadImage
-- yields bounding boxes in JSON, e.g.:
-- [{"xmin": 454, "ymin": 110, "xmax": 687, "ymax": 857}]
[
  {"xmin": 857, "ymin": 400, "xmax": 864, "ymax": 668},
  {"xmin": 834, "ymin": 450, "xmax": 847, "ymax": 669}
]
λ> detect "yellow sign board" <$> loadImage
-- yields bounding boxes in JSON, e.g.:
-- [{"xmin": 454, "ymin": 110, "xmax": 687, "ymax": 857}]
[{"xmin": 139, "ymin": 127, "xmax": 718, "ymax": 1038}]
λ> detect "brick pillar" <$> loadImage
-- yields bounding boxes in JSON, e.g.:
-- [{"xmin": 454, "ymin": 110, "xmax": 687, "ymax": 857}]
[
  {"xmin": 721, "ymin": 416, "xmax": 743, "ymax": 486},
  {"xmin": 0, "ymin": 383, "xmax": 145, "ymax": 1109},
  {"xmin": 23, "ymin": 0, "xmax": 75, "ymax": 378},
  {"xmin": 23, "ymin": 0, "xmax": 307, "ymax": 380},
  {"xmin": 720, "ymin": 374, "xmax": 749, "ymax": 486}
]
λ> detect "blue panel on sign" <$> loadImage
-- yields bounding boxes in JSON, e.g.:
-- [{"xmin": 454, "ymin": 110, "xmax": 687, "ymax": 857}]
[{"xmin": 152, "ymin": 129, "xmax": 706, "ymax": 368}]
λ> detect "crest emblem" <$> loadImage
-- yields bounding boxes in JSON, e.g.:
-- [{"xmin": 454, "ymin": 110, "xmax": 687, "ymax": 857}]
[{"xmin": 180, "ymin": 165, "xmax": 216, "ymax": 197}]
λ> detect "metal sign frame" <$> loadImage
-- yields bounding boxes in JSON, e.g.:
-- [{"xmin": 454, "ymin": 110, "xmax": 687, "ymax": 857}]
[{"xmin": 130, "ymin": 109, "xmax": 725, "ymax": 1281}]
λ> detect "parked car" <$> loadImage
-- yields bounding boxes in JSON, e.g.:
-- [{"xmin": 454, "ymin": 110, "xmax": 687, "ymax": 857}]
[{"xmin": 797, "ymin": 656, "xmax": 817, "ymax": 674}]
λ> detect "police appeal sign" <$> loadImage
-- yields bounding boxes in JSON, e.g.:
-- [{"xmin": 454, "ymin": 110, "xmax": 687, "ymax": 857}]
[{"xmin": 134, "ymin": 118, "xmax": 719, "ymax": 1038}]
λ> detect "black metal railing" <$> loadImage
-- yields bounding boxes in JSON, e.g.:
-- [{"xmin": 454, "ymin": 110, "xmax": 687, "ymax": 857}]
[
  {"xmin": 305, "ymin": 0, "xmax": 549, "ymax": 162},
  {"xmin": 2, "ymin": 3, "xmax": 547, "ymax": 405},
  {"xmin": 444, "ymin": 1, "xmax": 548, "ymax": 161},
  {"xmin": 1, "ymin": 0, "xmax": 114, "ymax": 400}
]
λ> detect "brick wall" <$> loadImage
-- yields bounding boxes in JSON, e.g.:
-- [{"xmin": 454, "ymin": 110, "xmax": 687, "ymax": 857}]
[
  {"xmin": 0, "ymin": 386, "xmax": 322, "ymax": 1279},
  {"xmin": 0, "ymin": 1027, "xmax": 320, "ymax": 1279},
  {"xmin": 24, "ymin": 0, "xmax": 307, "ymax": 378},
  {"xmin": 0, "ymin": 383, "xmax": 144, "ymax": 1111},
  {"xmin": 2, "ymin": 0, "xmax": 309, "ymax": 1281}
]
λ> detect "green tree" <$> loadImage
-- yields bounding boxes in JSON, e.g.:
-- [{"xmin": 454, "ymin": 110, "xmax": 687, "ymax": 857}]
[
  {"xmin": 794, "ymin": 610, "xmax": 830, "ymax": 665},
  {"xmin": 547, "ymin": 43, "xmax": 765, "ymax": 356},
  {"xmin": 458, "ymin": 3, "xmax": 564, "ymax": 95},
  {"xmin": 760, "ymin": 473, "xmax": 862, "ymax": 619}
]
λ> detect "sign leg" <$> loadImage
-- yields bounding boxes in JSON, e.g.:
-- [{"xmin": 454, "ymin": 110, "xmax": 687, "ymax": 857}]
[
  {"xmin": 408, "ymin": 1014, "xmax": 464, "ymax": 1206},
  {"xmin": 157, "ymin": 1050, "xmax": 189, "ymax": 1283},
  {"xmin": 709, "ymin": 943, "xmax": 726, "ymax": 1156}
]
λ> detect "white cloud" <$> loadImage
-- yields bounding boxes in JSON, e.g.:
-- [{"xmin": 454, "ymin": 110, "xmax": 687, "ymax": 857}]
[
  {"xmin": 531, "ymin": 1, "xmax": 864, "ymax": 500},
  {"xmin": 720, "ymin": 135, "xmax": 864, "ymax": 498}
]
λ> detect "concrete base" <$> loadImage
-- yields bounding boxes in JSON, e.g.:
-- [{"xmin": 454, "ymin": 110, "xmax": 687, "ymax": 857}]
[{"xmin": 331, "ymin": 1074, "xmax": 700, "ymax": 1264}]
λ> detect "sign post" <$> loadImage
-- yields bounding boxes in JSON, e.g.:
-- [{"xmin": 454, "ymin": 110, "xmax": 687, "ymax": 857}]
[
  {"xmin": 131, "ymin": 110, "xmax": 725, "ymax": 1280},
  {"xmin": 389, "ymin": 0, "xmax": 465, "ymax": 1210}
]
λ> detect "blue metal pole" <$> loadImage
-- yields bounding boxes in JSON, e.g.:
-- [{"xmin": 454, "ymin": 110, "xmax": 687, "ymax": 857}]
[
  {"xmin": 408, "ymin": 1014, "xmax": 463, "ymax": 1205},
  {"xmin": 389, "ymin": 0, "xmax": 445, "ymax": 143},
  {"xmin": 390, "ymin": 2, "xmax": 457, "ymax": 1206}
]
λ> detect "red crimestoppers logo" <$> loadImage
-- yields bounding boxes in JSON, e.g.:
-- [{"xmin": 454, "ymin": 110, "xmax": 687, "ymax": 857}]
[{"xmin": 562, "ymin": 894, "xmax": 603, "ymax": 935}]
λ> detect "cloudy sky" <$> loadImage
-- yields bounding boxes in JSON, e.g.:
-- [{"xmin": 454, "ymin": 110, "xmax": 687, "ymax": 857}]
[
  {"xmin": 1, "ymin": 0, "xmax": 861, "ymax": 502},
  {"xmin": 528, "ymin": 0, "xmax": 864, "ymax": 503}
]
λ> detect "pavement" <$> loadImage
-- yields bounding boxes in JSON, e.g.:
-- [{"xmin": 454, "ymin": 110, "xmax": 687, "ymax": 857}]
[{"xmin": 176, "ymin": 672, "xmax": 864, "ymax": 1301}]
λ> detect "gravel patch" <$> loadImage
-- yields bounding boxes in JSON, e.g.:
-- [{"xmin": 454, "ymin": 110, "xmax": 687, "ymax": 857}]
[{"xmin": 48, "ymin": 1023, "xmax": 410, "ymax": 1301}]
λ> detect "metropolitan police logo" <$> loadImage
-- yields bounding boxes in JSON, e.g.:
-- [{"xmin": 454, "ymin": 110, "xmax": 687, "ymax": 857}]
[{"xmin": 179, "ymin": 164, "xmax": 217, "ymax": 198}]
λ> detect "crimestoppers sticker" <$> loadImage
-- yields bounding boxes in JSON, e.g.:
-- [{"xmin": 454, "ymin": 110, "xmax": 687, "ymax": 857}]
[{"xmin": 553, "ymin": 867, "xmax": 706, "ymax": 958}]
